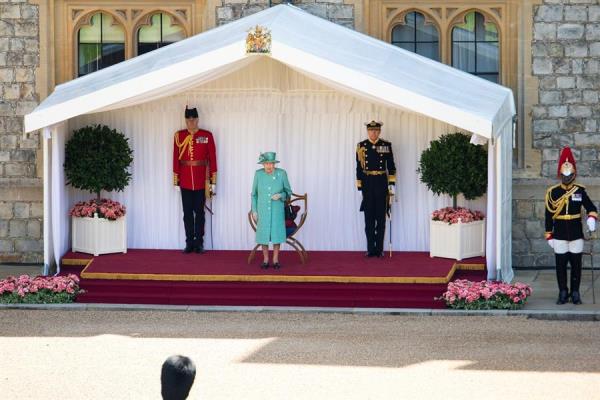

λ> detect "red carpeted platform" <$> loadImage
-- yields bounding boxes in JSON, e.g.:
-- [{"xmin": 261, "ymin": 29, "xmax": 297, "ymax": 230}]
[{"xmin": 61, "ymin": 250, "xmax": 486, "ymax": 308}]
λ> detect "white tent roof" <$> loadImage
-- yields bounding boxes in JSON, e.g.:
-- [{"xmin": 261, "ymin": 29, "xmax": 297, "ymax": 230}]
[{"xmin": 25, "ymin": 4, "xmax": 515, "ymax": 137}]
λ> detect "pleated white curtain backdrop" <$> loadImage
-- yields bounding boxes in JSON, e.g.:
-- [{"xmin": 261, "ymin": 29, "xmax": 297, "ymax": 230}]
[{"xmin": 58, "ymin": 58, "xmax": 486, "ymax": 258}]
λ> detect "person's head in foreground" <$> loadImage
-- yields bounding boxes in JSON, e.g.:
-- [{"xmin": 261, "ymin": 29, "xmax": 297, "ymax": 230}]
[{"xmin": 161, "ymin": 355, "xmax": 196, "ymax": 400}]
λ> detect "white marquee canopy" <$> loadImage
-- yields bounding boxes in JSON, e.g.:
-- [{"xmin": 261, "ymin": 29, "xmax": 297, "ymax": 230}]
[{"xmin": 26, "ymin": 4, "xmax": 516, "ymax": 281}]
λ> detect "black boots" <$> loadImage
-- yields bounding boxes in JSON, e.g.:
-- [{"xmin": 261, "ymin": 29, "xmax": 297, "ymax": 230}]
[
  {"xmin": 556, "ymin": 289, "xmax": 569, "ymax": 305},
  {"xmin": 569, "ymin": 253, "xmax": 582, "ymax": 305},
  {"xmin": 555, "ymin": 252, "xmax": 584, "ymax": 305}
]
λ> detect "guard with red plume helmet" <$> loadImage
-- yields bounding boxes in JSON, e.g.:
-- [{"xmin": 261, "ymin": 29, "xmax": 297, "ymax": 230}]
[{"xmin": 545, "ymin": 146, "xmax": 597, "ymax": 305}]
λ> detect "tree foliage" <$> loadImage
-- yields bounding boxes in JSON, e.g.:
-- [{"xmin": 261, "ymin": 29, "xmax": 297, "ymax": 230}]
[
  {"xmin": 417, "ymin": 132, "xmax": 487, "ymax": 208},
  {"xmin": 64, "ymin": 125, "xmax": 133, "ymax": 199}
]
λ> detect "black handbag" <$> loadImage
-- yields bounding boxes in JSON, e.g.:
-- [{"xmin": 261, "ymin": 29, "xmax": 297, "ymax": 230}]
[{"xmin": 285, "ymin": 203, "xmax": 298, "ymax": 221}]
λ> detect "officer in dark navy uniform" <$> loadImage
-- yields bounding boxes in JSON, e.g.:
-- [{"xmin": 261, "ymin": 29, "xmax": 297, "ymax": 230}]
[
  {"xmin": 356, "ymin": 120, "xmax": 396, "ymax": 257},
  {"xmin": 545, "ymin": 146, "xmax": 597, "ymax": 305}
]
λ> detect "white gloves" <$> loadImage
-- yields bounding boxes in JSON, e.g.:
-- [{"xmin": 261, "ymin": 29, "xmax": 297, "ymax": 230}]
[
  {"xmin": 587, "ymin": 217, "xmax": 596, "ymax": 232},
  {"xmin": 271, "ymin": 193, "xmax": 282, "ymax": 201},
  {"xmin": 210, "ymin": 184, "xmax": 216, "ymax": 196},
  {"xmin": 252, "ymin": 212, "xmax": 258, "ymax": 222},
  {"xmin": 388, "ymin": 185, "xmax": 395, "ymax": 196},
  {"xmin": 547, "ymin": 239, "xmax": 554, "ymax": 249}
]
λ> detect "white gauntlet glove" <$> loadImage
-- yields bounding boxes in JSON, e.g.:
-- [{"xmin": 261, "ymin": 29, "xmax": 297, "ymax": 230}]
[
  {"xmin": 252, "ymin": 212, "xmax": 258, "ymax": 222},
  {"xmin": 587, "ymin": 217, "xmax": 596, "ymax": 232},
  {"xmin": 547, "ymin": 239, "xmax": 554, "ymax": 249},
  {"xmin": 210, "ymin": 184, "xmax": 216, "ymax": 196},
  {"xmin": 271, "ymin": 193, "xmax": 282, "ymax": 201},
  {"xmin": 388, "ymin": 185, "xmax": 395, "ymax": 196}
]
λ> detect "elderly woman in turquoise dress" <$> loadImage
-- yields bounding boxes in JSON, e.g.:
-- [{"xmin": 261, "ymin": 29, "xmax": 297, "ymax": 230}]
[{"xmin": 251, "ymin": 152, "xmax": 292, "ymax": 269}]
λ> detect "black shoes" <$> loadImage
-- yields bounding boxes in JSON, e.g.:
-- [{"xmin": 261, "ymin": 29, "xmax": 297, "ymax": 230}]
[
  {"xmin": 183, "ymin": 245, "xmax": 205, "ymax": 254},
  {"xmin": 556, "ymin": 289, "xmax": 583, "ymax": 305},
  {"xmin": 261, "ymin": 262, "xmax": 281, "ymax": 270},
  {"xmin": 556, "ymin": 289, "xmax": 569, "ymax": 305},
  {"xmin": 571, "ymin": 291, "xmax": 582, "ymax": 305},
  {"xmin": 366, "ymin": 251, "xmax": 384, "ymax": 258}
]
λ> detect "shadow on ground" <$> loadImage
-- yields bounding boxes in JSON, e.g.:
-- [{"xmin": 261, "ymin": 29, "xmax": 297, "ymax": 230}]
[{"xmin": 1, "ymin": 310, "xmax": 599, "ymax": 373}]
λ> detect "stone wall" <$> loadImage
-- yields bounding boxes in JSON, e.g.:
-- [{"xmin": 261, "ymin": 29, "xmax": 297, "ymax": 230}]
[
  {"xmin": 532, "ymin": 0, "xmax": 600, "ymax": 176},
  {"xmin": 217, "ymin": 0, "xmax": 354, "ymax": 28},
  {"xmin": 515, "ymin": 0, "xmax": 600, "ymax": 269},
  {"xmin": 0, "ymin": 1, "xmax": 41, "ymax": 264}
]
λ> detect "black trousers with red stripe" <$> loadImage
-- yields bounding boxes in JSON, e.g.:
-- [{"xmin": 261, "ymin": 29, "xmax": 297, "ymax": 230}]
[{"xmin": 361, "ymin": 175, "xmax": 388, "ymax": 255}]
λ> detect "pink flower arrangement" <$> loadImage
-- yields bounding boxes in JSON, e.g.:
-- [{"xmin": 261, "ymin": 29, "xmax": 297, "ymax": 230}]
[
  {"xmin": 69, "ymin": 198, "xmax": 126, "ymax": 220},
  {"xmin": 431, "ymin": 207, "xmax": 484, "ymax": 225},
  {"xmin": 439, "ymin": 279, "xmax": 532, "ymax": 310},
  {"xmin": 0, "ymin": 274, "xmax": 83, "ymax": 304}
]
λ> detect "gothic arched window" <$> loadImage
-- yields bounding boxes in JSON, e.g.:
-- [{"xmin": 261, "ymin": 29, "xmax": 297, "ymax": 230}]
[
  {"xmin": 78, "ymin": 13, "xmax": 125, "ymax": 77},
  {"xmin": 452, "ymin": 11, "xmax": 499, "ymax": 83},
  {"xmin": 137, "ymin": 13, "xmax": 185, "ymax": 56},
  {"xmin": 391, "ymin": 11, "xmax": 440, "ymax": 61}
]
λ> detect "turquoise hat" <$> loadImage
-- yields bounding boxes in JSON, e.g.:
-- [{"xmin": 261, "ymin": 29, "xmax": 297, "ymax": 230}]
[{"xmin": 258, "ymin": 152, "xmax": 280, "ymax": 164}]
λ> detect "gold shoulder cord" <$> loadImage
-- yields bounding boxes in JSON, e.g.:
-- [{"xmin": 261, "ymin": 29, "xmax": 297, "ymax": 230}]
[
  {"xmin": 357, "ymin": 145, "xmax": 366, "ymax": 170},
  {"xmin": 174, "ymin": 131, "xmax": 193, "ymax": 160},
  {"xmin": 545, "ymin": 185, "xmax": 578, "ymax": 219}
]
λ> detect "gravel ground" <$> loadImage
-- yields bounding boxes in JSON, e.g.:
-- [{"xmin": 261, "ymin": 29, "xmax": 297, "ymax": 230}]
[{"xmin": 1, "ymin": 310, "xmax": 600, "ymax": 399}]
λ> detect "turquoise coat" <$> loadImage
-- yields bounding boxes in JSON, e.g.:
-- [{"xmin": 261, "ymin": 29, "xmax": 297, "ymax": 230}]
[{"xmin": 251, "ymin": 168, "xmax": 292, "ymax": 245}]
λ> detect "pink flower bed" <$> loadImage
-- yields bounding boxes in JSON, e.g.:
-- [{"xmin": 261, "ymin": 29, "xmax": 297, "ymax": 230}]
[
  {"xmin": 0, "ymin": 274, "xmax": 83, "ymax": 304},
  {"xmin": 431, "ymin": 207, "xmax": 484, "ymax": 224},
  {"xmin": 439, "ymin": 279, "xmax": 532, "ymax": 310},
  {"xmin": 69, "ymin": 198, "xmax": 126, "ymax": 220}
]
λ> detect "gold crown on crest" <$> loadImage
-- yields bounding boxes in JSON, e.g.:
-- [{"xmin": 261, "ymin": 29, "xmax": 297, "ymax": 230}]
[{"xmin": 246, "ymin": 25, "xmax": 272, "ymax": 54}]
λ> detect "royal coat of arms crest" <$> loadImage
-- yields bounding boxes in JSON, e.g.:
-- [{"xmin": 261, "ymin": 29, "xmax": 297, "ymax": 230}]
[{"xmin": 246, "ymin": 25, "xmax": 272, "ymax": 54}]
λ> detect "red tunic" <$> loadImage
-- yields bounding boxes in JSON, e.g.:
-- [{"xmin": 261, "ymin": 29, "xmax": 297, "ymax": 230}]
[{"xmin": 173, "ymin": 129, "xmax": 217, "ymax": 191}]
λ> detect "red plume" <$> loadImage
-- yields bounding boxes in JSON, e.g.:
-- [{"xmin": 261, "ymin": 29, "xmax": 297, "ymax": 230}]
[{"xmin": 557, "ymin": 146, "xmax": 576, "ymax": 178}]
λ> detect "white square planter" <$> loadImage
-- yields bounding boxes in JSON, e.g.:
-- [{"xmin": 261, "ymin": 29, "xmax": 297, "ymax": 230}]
[
  {"xmin": 430, "ymin": 219, "xmax": 485, "ymax": 260},
  {"xmin": 72, "ymin": 214, "xmax": 127, "ymax": 256}
]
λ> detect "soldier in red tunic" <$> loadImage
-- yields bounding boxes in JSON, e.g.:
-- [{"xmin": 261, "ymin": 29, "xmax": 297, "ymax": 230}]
[{"xmin": 173, "ymin": 106, "xmax": 217, "ymax": 253}]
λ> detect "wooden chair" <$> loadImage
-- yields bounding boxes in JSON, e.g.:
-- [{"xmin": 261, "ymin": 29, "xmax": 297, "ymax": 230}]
[{"xmin": 248, "ymin": 193, "xmax": 308, "ymax": 264}]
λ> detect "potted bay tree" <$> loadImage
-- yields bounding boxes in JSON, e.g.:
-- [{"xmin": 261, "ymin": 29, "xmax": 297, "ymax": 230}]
[
  {"xmin": 418, "ymin": 132, "xmax": 487, "ymax": 260},
  {"xmin": 64, "ymin": 124, "xmax": 133, "ymax": 256}
]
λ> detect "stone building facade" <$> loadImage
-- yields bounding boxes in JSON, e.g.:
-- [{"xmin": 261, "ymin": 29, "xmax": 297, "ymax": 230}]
[
  {"xmin": 1, "ymin": 0, "xmax": 598, "ymax": 269},
  {"xmin": 0, "ymin": 0, "xmax": 42, "ymax": 263},
  {"xmin": 515, "ymin": 0, "xmax": 600, "ymax": 269},
  {"xmin": 217, "ymin": 0, "xmax": 354, "ymax": 28}
]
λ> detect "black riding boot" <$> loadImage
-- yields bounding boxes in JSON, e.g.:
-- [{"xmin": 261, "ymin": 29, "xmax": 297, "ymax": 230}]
[
  {"xmin": 555, "ymin": 253, "xmax": 569, "ymax": 305},
  {"xmin": 569, "ymin": 252, "xmax": 583, "ymax": 305}
]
